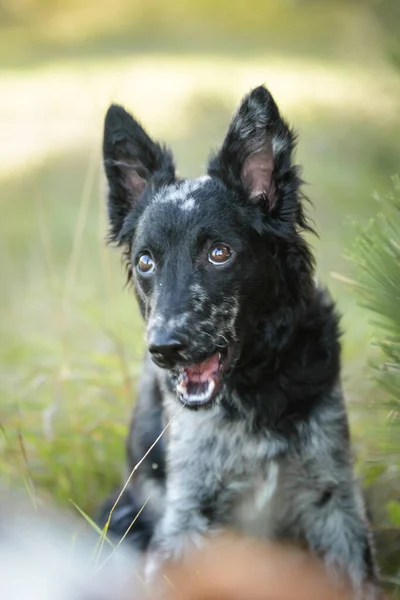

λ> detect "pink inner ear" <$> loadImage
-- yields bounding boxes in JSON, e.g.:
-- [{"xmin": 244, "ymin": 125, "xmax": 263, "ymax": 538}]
[
  {"xmin": 124, "ymin": 168, "xmax": 147, "ymax": 198},
  {"xmin": 110, "ymin": 159, "xmax": 148, "ymax": 200},
  {"xmin": 241, "ymin": 144, "xmax": 276, "ymax": 209}
]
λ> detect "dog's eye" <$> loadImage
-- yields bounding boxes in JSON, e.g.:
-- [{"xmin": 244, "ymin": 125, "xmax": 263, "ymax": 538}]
[
  {"xmin": 208, "ymin": 244, "xmax": 232, "ymax": 265},
  {"xmin": 137, "ymin": 253, "xmax": 155, "ymax": 275}
]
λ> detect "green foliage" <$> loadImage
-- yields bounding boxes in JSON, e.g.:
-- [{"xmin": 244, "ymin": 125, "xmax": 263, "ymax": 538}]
[
  {"xmin": 350, "ymin": 177, "xmax": 400, "ymax": 414},
  {"xmin": 348, "ymin": 178, "xmax": 400, "ymax": 584},
  {"xmin": 387, "ymin": 501, "xmax": 400, "ymax": 527}
]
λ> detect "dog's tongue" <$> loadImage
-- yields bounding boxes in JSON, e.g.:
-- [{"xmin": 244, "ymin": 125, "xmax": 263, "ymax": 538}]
[{"xmin": 184, "ymin": 352, "xmax": 219, "ymax": 383}]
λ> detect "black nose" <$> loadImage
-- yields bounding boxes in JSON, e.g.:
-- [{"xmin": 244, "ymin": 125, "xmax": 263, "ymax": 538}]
[{"xmin": 148, "ymin": 331, "xmax": 189, "ymax": 367}]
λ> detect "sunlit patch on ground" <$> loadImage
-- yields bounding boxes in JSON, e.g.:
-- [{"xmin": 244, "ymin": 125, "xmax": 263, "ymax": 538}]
[{"xmin": 1, "ymin": 55, "xmax": 399, "ymax": 177}]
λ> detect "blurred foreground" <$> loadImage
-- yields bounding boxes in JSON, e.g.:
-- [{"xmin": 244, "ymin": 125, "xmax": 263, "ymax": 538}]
[{"xmin": 1, "ymin": 500, "xmax": 359, "ymax": 600}]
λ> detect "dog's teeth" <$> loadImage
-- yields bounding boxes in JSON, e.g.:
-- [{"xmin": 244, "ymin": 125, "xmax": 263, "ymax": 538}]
[{"xmin": 177, "ymin": 379, "xmax": 215, "ymax": 404}]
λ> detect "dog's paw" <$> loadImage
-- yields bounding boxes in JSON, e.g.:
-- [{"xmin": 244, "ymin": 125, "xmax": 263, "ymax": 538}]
[
  {"xmin": 145, "ymin": 530, "xmax": 206, "ymax": 589},
  {"xmin": 144, "ymin": 551, "xmax": 164, "ymax": 585}
]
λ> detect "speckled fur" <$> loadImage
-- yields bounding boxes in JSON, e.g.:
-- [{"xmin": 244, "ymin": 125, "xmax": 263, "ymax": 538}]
[{"xmin": 98, "ymin": 86, "xmax": 381, "ymax": 598}]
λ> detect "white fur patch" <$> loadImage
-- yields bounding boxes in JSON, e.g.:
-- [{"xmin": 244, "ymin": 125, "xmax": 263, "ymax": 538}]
[
  {"xmin": 196, "ymin": 175, "xmax": 211, "ymax": 183},
  {"xmin": 167, "ymin": 312, "xmax": 191, "ymax": 330},
  {"xmin": 272, "ymin": 135, "xmax": 287, "ymax": 155},
  {"xmin": 153, "ymin": 177, "xmax": 209, "ymax": 208},
  {"xmin": 233, "ymin": 460, "xmax": 280, "ymax": 536},
  {"xmin": 255, "ymin": 460, "xmax": 279, "ymax": 511},
  {"xmin": 181, "ymin": 197, "xmax": 196, "ymax": 211}
]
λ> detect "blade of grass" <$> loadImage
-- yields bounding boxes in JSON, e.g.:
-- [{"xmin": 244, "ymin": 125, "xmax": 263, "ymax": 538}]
[
  {"xmin": 65, "ymin": 142, "xmax": 98, "ymax": 298},
  {"xmin": 95, "ymin": 404, "xmax": 184, "ymax": 563},
  {"xmin": 70, "ymin": 499, "xmax": 116, "ymax": 550},
  {"xmin": 17, "ymin": 429, "xmax": 38, "ymax": 511},
  {"xmin": 96, "ymin": 496, "xmax": 150, "ymax": 571}
]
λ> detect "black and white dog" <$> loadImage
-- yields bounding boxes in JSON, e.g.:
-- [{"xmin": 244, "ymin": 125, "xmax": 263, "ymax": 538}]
[{"xmin": 99, "ymin": 86, "xmax": 380, "ymax": 597}]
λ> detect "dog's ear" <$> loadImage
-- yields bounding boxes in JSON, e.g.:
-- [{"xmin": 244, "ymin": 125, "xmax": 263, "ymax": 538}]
[
  {"xmin": 103, "ymin": 104, "xmax": 175, "ymax": 241},
  {"xmin": 208, "ymin": 86, "xmax": 299, "ymax": 217}
]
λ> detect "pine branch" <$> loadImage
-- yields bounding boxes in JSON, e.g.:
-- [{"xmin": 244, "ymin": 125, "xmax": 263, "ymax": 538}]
[{"xmin": 349, "ymin": 176, "xmax": 400, "ymax": 410}]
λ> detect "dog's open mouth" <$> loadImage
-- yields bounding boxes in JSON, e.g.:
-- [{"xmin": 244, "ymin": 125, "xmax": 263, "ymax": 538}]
[{"xmin": 176, "ymin": 347, "xmax": 234, "ymax": 407}]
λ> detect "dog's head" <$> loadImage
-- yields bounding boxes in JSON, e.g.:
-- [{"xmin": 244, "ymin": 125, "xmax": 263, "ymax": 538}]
[{"xmin": 103, "ymin": 86, "xmax": 314, "ymax": 408}]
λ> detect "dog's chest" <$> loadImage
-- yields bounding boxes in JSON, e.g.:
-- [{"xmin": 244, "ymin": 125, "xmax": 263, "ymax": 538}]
[
  {"xmin": 230, "ymin": 460, "xmax": 280, "ymax": 536},
  {"xmin": 168, "ymin": 400, "xmax": 285, "ymax": 534}
]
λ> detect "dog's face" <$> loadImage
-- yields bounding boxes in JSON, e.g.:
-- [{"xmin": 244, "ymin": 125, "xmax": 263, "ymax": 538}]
[
  {"xmin": 126, "ymin": 176, "xmax": 269, "ymax": 407},
  {"xmin": 103, "ymin": 86, "xmax": 310, "ymax": 408}
]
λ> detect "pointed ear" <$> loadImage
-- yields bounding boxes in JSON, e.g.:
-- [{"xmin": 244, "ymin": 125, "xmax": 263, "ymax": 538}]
[
  {"xmin": 103, "ymin": 104, "xmax": 175, "ymax": 241},
  {"xmin": 208, "ymin": 86, "xmax": 298, "ymax": 216}
]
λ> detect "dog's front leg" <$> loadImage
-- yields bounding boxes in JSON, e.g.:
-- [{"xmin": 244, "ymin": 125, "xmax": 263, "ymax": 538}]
[
  {"xmin": 294, "ymin": 466, "xmax": 382, "ymax": 599},
  {"xmin": 144, "ymin": 472, "xmax": 218, "ymax": 584},
  {"xmin": 145, "ymin": 515, "xmax": 206, "ymax": 585}
]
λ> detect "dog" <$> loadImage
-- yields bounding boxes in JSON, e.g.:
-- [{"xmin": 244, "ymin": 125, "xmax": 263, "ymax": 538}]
[{"xmin": 98, "ymin": 85, "xmax": 381, "ymax": 598}]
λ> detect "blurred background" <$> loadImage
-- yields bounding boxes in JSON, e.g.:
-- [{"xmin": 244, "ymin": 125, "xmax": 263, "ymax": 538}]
[{"xmin": 0, "ymin": 0, "xmax": 399, "ymax": 591}]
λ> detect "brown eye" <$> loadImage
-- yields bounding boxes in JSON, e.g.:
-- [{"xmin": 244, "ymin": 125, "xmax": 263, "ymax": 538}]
[
  {"xmin": 137, "ymin": 253, "xmax": 155, "ymax": 275},
  {"xmin": 208, "ymin": 244, "xmax": 232, "ymax": 265}
]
